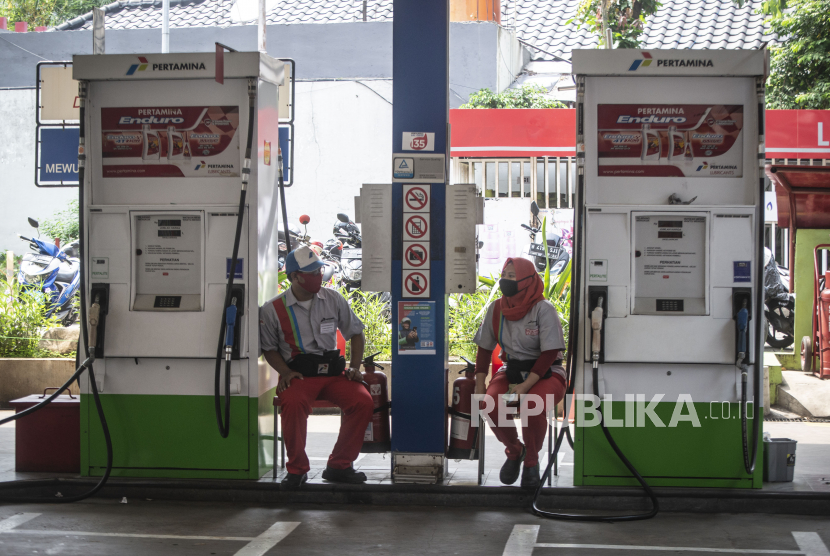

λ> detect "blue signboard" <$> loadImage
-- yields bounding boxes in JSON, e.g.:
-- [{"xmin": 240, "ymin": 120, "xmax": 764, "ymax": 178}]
[
  {"xmin": 39, "ymin": 127, "xmax": 79, "ymax": 184},
  {"xmin": 279, "ymin": 125, "xmax": 291, "ymax": 185}
]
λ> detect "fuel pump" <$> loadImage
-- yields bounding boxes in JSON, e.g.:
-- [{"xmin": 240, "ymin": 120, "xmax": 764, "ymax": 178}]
[
  {"xmin": 66, "ymin": 52, "xmax": 286, "ymax": 480},
  {"xmin": 532, "ymin": 48, "xmax": 766, "ymax": 520}
]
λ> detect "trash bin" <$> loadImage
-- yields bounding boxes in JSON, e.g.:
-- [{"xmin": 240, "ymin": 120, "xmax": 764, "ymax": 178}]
[
  {"xmin": 9, "ymin": 390, "xmax": 80, "ymax": 473},
  {"xmin": 763, "ymin": 437, "xmax": 797, "ymax": 482}
]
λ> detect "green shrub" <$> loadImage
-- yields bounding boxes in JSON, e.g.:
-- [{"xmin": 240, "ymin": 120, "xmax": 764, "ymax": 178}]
[
  {"xmin": 339, "ymin": 287, "xmax": 392, "ymax": 361},
  {"xmin": 40, "ymin": 199, "xmax": 80, "ymax": 246},
  {"xmin": 0, "ymin": 278, "xmax": 64, "ymax": 358}
]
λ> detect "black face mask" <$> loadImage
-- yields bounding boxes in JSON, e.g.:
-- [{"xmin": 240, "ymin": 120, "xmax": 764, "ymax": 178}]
[{"xmin": 499, "ymin": 275, "xmax": 532, "ymax": 297}]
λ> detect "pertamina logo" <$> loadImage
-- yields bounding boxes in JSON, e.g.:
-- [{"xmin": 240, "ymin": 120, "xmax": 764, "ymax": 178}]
[
  {"xmin": 126, "ymin": 56, "xmax": 207, "ymax": 76},
  {"xmin": 126, "ymin": 57, "xmax": 149, "ymax": 75},
  {"xmin": 629, "ymin": 51, "xmax": 714, "ymax": 71},
  {"xmin": 194, "ymin": 160, "xmax": 207, "ymax": 170},
  {"xmin": 696, "ymin": 161, "xmax": 709, "ymax": 171},
  {"xmin": 628, "ymin": 52, "xmax": 653, "ymax": 71}
]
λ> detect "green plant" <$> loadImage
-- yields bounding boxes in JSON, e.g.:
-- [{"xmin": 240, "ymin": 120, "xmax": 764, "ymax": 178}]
[
  {"xmin": 0, "ymin": 278, "xmax": 63, "ymax": 358},
  {"xmin": 460, "ymin": 85, "xmax": 567, "ymax": 109},
  {"xmin": 339, "ymin": 287, "xmax": 392, "ymax": 361},
  {"xmin": 0, "ymin": 0, "xmax": 109, "ymax": 29},
  {"xmin": 448, "ymin": 286, "xmax": 495, "ymax": 360},
  {"xmin": 569, "ymin": 0, "xmax": 662, "ymax": 49},
  {"xmin": 40, "ymin": 199, "xmax": 79, "ymax": 246},
  {"xmin": 0, "ymin": 252, "xmax": 22, "ymax": 277},
  {"xmin": 766, "ymin": 0, "xmax": 830, "ymax": 109}
]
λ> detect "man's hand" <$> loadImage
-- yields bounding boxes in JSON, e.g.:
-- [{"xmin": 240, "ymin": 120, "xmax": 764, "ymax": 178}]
[
  {"xmin": 408, "ymin": 331, "xmax": 419, "ymax": 341},
  {"xmin": 346, "ymin": 367, "xmax": 363, "ymax": 381},
  {"xmin": 277, "ymin": 371, "xmax": 303, "ymax": 393},
  {"xmin": 474, "ymin": 373, "xmax": 487, "ymax": 396}
]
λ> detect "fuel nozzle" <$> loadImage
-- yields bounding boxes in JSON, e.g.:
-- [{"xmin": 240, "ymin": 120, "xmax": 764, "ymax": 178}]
[
  {"xmin": 225, "ymin": 297, "xmax": 238, "ymax": 362},
  {"xmin": 591, "ymin": 297, "xmax": 604, "ymax": 369},
  {"xmin": 736, "ymin": 299, "xmax": 749, "ymax": 370},
  {"xmin": 88, "ymin": 294, "xmax": 102, "ymax": 353}
]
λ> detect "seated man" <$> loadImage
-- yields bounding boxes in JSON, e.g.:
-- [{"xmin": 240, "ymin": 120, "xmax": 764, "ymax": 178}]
[{"xmin": 260, "ymin": 246, "xmax": 373, "ymax": 490}]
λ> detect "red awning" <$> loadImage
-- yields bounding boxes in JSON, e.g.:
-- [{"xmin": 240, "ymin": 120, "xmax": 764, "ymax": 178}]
[
  {"xmin": 767, "ymin": 165, "xmax": 830, "ymax": 230},
  {"xmin": 449, "ymin": 108, "xmax": 830, "ymax": 159},
  {"xmin": 449, "ymin": 108, "xmax": 576, "ymax": 158}
]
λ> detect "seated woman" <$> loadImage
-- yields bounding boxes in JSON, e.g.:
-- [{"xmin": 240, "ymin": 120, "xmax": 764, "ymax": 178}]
[{"xmin": 473, "ymin": 257, "xmax": 567, "ymax": 489}]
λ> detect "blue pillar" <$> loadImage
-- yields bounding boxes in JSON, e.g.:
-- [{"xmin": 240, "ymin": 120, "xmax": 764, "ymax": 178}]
[{"xmin": 391, "ymin": 0, "xmax": 449, "ymax": 455}]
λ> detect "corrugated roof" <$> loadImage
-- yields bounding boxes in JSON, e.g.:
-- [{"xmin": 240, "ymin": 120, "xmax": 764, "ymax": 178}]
[{"xmin": 54, "ymin": 0, "xmax": 770, "ymax": 60}]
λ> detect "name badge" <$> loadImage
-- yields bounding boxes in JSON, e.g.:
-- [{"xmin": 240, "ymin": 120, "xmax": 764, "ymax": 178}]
[
  {"xmin": 321, "ymin": 321, "xmax": 336, "ymax": 334},
  {"xmin": 525, "ymin": 328, "xmax": 539, "ymax": 336}
]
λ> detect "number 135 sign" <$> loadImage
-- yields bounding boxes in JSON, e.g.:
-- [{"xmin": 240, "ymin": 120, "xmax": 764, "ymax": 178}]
[{"xmin": 403, "ymin": 132, "xmax": 435, "ymax": 152}]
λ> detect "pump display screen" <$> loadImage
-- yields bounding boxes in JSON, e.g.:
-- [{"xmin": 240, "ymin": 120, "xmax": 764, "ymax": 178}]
[
  {"xmin": 632, "ymin": 214, "xmax": 706, "ymax": 315},
  {"xmin": 133, "ymin": 213, "xmax": 203, "ymax": 308}
]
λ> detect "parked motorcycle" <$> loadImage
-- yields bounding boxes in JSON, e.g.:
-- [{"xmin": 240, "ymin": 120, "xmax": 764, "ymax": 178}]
[
  {"xmin": 16, "ymin": 217, "xmax": 80, "ymax": 326},
  {"xmin": 764, "ymin": 247, "xmax": 795, "ymax": 349},
  {"xmin": 520, "ymin": 201, "xmax": 570, "ymax": 276},
  {"xmin": 332, "ymin": 213, "xmax": 362, "ymax": 291},
  {"xmin": 330, "ymin": 213, "xmax": 391, "ymax": 320}
]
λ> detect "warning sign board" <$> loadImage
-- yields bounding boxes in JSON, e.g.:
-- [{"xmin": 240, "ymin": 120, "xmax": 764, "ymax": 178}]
[
  {"xmin": 403, "ymin": 184, "xmax": 430, "ymax": 213},
  {"xmin": 403, "ymin": 242, "xmax": 430, "ymax": 270},
  {"xmin": 404, "ymin": 214, "xmax": 429, "ymax": 241},
  {"xmin": 403, "ymin": 270, "xmax": 430, "ymax": 298}
]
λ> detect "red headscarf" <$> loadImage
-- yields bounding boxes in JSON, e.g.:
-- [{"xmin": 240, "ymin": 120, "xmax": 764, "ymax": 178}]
[{"xmin": 494, "ymin": 257, "xmax": 545, "ymax": 321}]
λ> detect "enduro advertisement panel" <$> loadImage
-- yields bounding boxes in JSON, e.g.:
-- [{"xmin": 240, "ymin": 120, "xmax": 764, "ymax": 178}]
[
  {"xmin": 100, "ymin": 106, "xmax": 240, "ymax": 178},
  {"xmin": 597, "ymin": 104, "xmax": 743, "ymax": 178}
]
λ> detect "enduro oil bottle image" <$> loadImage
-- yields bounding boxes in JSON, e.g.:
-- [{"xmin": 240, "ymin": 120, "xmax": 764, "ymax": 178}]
[
  {"xmin": 668, "ymin": 126, "xmax": 684, "ymax": 162},
  {"xmin": 182, "ymin": 132, "xmax": 192, "ymax": 160},
  {"xmin": 142, "ymin": 125, "xmax": 161, "ymax": 160},
  {"xmin": 167, "ymin": 127, "xmax": 185, "ymax": 161},
  {"xmin": 640, "ymin": 124, "xmax": 661, "ymax": 162}
]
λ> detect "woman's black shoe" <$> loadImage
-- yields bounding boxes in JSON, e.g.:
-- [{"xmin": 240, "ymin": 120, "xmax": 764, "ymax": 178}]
[
  {"xmin": 499, "ymin": 445, "xmax": 526, "ymax": 485},
  {"xmin": 521, "ymin": 464, "xmax": 540, "ymax": 490}
]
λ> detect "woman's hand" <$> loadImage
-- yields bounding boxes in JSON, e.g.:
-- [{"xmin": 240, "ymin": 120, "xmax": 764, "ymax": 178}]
[
  {"xmin": 513, "ymin": 373, "xmax": 541, "ymax": 397},
  {"xmin": 277, "ymin": 371, "xmax": 303, "ymax": 393}
]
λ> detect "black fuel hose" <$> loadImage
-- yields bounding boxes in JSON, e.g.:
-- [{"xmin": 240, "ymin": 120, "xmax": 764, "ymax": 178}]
[
  {"xmin": 0, "ymin": 89, "xmax": 114, "ymax": 502},
  {"xmin": 214, "ymin": 84, "xmax": 256, "ymax": 438},
  {"xmin": 531, "ymin": 181, "xmax": 659, "ymax": 522}
]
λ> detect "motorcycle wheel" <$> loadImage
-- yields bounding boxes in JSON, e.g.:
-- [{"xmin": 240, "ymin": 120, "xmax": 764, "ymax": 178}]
[
  {"xmin": 765, "ymin": 300, "xmax": 794, "ymax": 349},
  {"xmin": 766, "ymin": 321, "xmax": 793, "ymax": 349}
]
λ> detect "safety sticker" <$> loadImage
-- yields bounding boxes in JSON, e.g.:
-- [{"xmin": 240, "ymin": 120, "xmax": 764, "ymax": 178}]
[
  {"xmin": 364, "ymin": 422, "xmax": 373, "ymax": 442},
  {"xmin": 450, "ymin": 415, "xmax": 470, "ymax": 440}
]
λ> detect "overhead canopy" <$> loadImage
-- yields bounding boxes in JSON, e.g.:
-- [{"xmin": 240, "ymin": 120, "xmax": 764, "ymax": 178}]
[{"xmin": 767, "ymin": 165, "xmax": 830, "ymax": 230}]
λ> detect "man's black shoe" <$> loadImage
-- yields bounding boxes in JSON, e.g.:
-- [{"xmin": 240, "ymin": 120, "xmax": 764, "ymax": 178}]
[
  {"xmin": 322, "ymin": 466, "xmax": 367, "ymax": 484},
  {"xmin": 280, "ymin": 472, "xmax": 308, "ymax": 491},
  {"xmin": 521, "ymin": 464, "xmax": 540, "ymax": 491},
  {"xmin": 499, "ymin": 445, "xmax": 526, "ymax": 485}
]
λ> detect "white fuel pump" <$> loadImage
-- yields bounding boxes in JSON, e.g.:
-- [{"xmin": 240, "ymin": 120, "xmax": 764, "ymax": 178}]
[
  {"xmin": 533, "ymin": 49, "xmax": 767, "ymax": 521},
  {"xmin": 69, "ymin": 52, "xmax": 285, "ymax": 480}
]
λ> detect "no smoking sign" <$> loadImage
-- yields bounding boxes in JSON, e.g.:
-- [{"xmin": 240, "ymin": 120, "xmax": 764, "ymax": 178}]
[
  {"xmin": 403, "ymin": 241, "xmax": 430, "ymax": 270},
  {"xmin": 403, "ymin": 184, "xmax": 430, "ymax": 213}
]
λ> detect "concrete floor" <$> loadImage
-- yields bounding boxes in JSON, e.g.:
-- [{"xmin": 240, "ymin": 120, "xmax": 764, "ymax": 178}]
[
  {"xmin": 1, "ymin": 501, "xmax": 830, "ymax": 555},
  {"xmin": 3, "ymin": 411, "xmax": 830, "ymax": 491}
]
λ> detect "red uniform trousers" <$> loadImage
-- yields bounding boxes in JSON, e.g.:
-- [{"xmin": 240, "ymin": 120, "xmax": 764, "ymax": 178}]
[
  {"xmin": 483, "ymin": 370, "xmax": 566, "ymax": 467},
  {"xmin": 277, "ymin": 375, "xmax": 373, "ymax": 475}
]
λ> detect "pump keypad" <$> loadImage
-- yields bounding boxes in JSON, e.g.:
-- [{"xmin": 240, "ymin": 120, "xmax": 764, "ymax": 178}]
[{"xmin": 153, "ymin": 296, "xmax": 182, "ymax": 308}]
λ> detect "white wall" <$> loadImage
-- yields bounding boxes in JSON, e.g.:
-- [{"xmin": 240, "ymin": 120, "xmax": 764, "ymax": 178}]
[
  {"xmin": 0, "ymin": 89, "xmax": 78, "ymax": 252},
  {"xmin": 281, "ymin": 79, "xmax": 393, "ymax": 241}
]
